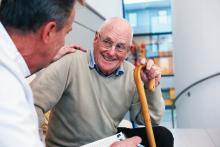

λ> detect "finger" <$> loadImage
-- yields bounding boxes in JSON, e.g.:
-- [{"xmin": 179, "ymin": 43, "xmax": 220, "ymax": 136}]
[
  {"xmin": 110, "ymin": 136, "xmax": 142, "ymax": 147},
  {"xmin": 148, "ymin": 64, "xmax": 161, "ymax": 77},
  {"xmin": 154, "ymin": 70, "xmax": 161, "ymax": 79},
  {"xmin": 140, "ymin": 58, "xmax": 147, "ymax": 65},
  {"xmin": 60, "ymin": 46, "xmax": 73, "ymax": 52},
  {"xmin": 65, "ymin": 47, "xmax": 87, "ymax": 53},
  {"xmin": 141, "ymin": 70, "xmax": 149, "ymax": 83},
  {"xmin": 126, "ymin": 136, "xmax": 142, "ymax": 145},
  {"xmin": 153, "ymin": 66, "xmax": 161, "ymax": 78},
  {"xmin": 71, "ymin": 46, "xmax": 87, "ymax": 52},
  {"xmin": 146, "ymin": 59, "xmax": 154, "ymax": 71},
  {"xmin": 62, "ymin": 47, "xmax": 77, "ymax": 53},
  {"xmin": 67, "ymin": 44, "xmax": 80, "ymax": 48},
  {"xmin": 155, "ymin": 76, "xmax": 161, "ymax": 86},
  {"xmin": 76, "ymin": 46, "xmax": 87, "ymax": 52},
  {"xmin": 68, "ymin": 44, "xmax": 87, "ymax": 52},
  {"xmin": 154, "ymin": 69, "xmax": 161, "ymax": 79},
  {"xmin": 154, "ymin": 68, "xmax": 161, "ymax": 86}
]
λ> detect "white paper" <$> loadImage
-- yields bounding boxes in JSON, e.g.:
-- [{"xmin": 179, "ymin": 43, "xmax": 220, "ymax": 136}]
[{"xmin": 81, "ymin": 132, "xmax": 126, "ymax": 147}]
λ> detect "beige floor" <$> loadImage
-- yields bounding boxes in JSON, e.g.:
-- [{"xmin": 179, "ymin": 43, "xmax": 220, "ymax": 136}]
[{"xmin": 171, "ymin": 129, "xmax": 220, "ymax": 147}]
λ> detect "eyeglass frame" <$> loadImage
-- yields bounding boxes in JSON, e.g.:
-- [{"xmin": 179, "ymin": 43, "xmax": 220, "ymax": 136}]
[{"xmin": 96, "ymin": 32, "xmax": 131, "ymax": 53}]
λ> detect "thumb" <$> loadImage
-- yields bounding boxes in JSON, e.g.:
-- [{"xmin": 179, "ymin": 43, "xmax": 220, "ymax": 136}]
[{"xmin": 128, "ymin": 136, "xmax": 142, "ymax": 145}]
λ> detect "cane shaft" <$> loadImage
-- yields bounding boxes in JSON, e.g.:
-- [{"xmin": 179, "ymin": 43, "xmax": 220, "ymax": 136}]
[{"xmin": 134, "ymin": 65, "xmax": 156, "ymax": 147}]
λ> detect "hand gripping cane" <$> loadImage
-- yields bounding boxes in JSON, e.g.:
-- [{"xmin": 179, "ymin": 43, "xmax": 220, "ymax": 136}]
[{"xmin": 134, "ymin": 65, "xmax": 156, "ymax": 147}]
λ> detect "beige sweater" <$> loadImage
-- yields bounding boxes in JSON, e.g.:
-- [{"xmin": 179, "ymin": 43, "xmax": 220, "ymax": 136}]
[{"xmin": 31, "ymin": 51, "xmax": 164, "ymax": 147}]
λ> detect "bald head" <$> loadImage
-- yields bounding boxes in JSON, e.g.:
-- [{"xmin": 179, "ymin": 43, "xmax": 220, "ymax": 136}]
[{"xmin": 98, "ymin": 17, "xmax": 133, "ymax": 45}]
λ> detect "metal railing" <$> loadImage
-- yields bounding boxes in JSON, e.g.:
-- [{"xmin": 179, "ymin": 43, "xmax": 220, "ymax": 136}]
[{"xmin": 171, "ymin": 72, "xmax": 220, "ymax": 128}]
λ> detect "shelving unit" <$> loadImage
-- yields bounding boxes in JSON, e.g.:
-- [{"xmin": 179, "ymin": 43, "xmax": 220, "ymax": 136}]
[
  {"xmin": 135, "ymin": 32, "xmax": 173, "ymax": 74},
  {"xmin": 162, "ymin": 87, "xmax": 176, "ymax": 106},
  {"xmin": 130, "ymin": 32, "xmax": 176, "ymax": 128},
  {"xmin": 128, "ymin": 32, "xmax": 176, "ymax": 109},
  {"xmin": 123, "ymin": 0, "xmax": 175, "ymax": 127}
]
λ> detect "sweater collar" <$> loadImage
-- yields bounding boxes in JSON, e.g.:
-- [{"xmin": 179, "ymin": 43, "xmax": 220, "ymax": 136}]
[{"xmin": 88, "ymin": 48, "xmax": 124, "ymax": 77}]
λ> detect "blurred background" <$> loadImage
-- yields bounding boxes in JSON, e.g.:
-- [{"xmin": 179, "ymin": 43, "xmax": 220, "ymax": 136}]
[
  {"xmin": 2, "ymin": 0, "xmax": 219, "ymax": 146},
  {"xmin": 65, "ymin": 0, "xmax": 220, "ymax": 130}
]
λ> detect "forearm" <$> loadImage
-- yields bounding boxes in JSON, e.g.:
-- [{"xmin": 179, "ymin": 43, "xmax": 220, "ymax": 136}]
[
  {"xmin": 130, "ymin": 85, "xmax": 164, "ymax": 126},
  {"xmin": 145, "ymin": 85, "xmax": 165, "ymax": 125}
]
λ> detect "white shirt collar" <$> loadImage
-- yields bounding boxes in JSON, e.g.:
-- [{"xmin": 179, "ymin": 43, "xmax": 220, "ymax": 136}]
[{"xmin": 0, "ymin": 22, "xmax": 30, "ymax": 77}]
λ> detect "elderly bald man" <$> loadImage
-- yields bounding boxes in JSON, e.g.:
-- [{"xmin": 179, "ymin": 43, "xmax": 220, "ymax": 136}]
[{"xmin": 31, "ymin": 17, "xmax": 173, "ymax": 147}]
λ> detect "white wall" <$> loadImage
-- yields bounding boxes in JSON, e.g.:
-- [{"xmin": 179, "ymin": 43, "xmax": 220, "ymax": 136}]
[
  {"xmin": 172, "ymin": 0, "xmax": 220, "ymax": 94},
  {"xmin": 176, "ymin": 75, "xmax": 220, "ymax": 128},
  {"xmin": 65, "ymin": 2, "xmax": 104, "ymax": 49},
  {"xmin": 65, "ymin": 0, "xmax": 124, "ymax": 49},
  {"xmin": 172, "ymin": 0, "xmax": 220, "ymax": 127},
  {"xmin": 86, "ymin": 0, "xmax": 123, "ymax": 18}
]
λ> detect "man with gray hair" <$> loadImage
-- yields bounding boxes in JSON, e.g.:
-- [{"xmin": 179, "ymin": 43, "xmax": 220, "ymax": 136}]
[
  {"xmin": 31, "ymin": 17, "xmax": 173, "ymax": 147},
  {"xmin": 0, "ymin": 0, "xmax": 140, "ymax": 146},
  {"xmin": 0, "ymin": 0, "xmax": 84, "ymax": 146}
]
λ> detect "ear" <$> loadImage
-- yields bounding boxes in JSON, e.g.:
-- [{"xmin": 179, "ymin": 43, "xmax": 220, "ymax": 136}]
[
  {"xmin": 130, "ymin": 45, "xmax": 136, "ymax": 54},
  {"xmin": 94, "ymin": 31, "xmax": 99, "ymax": 42},
  {"xmin": 125, "ymin": 51, "xmax": 129, "ymax": 59},
  {"xmin": 125, "ymin": 46, "xmax": 131, "ymax": 59},
  {"xmin": 41, "ymin": 21, "xmax": 57, "ymax": 43}
]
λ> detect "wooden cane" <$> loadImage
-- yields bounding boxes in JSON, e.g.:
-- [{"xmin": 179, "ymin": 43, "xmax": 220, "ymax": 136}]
[{"xmin": 134, "ymin": 65, "xmax": 156, "ymax": 147}]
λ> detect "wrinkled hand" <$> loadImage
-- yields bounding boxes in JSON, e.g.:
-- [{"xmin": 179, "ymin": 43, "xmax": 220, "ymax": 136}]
[
  {"xmin": 53, "ymin": 44, "xmax": 87, "ymax": 62},
  {"xmin": 110, "ymin": 136, "xmax": 142, "ymax": 147},
  {"xmin": 140, "ymin": 58, "xmax": 161, "ymax": 88}
]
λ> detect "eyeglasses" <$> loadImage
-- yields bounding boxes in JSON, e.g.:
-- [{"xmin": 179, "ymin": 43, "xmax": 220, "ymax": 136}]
[{"xmin": 97, "ymin": 32, "xmax": 130, "ymax": 53}]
